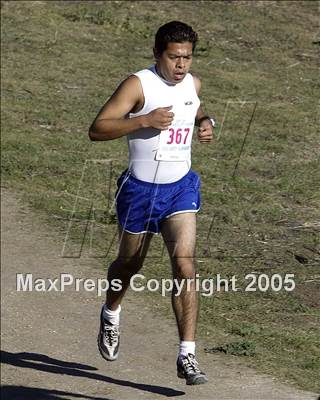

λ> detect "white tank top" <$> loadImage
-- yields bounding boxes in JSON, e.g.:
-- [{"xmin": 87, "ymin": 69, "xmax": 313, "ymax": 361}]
[{"xmin": 127, "ymin": 65, "xmax": 200, "ymax": 183}]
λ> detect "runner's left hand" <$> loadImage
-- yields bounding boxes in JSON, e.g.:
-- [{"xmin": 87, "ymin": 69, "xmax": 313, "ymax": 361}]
[{"xmin": 197, "ymin": 120, "xmax": 214, "ymax": 143}]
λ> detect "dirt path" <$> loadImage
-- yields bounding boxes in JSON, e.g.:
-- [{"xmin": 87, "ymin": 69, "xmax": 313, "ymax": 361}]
[{"xmin": 1, "ymin": 189, "xmax": 318, "ymax": 400}]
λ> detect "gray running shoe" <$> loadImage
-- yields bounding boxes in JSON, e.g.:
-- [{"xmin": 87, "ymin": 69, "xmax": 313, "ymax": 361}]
[
  {"xmin": 177, "ymin": 353, "xmax": 208, "ymax": 385},
  {"xmin": 97, "ymin": 307, "xmax": 120, "ymax": 361}
]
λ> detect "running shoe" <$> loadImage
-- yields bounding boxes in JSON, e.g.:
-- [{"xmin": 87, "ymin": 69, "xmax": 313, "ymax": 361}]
[
  {"xmin": 97, "ymin": 308, "xmax": 120, "ymax": 361},
  {"xmin": 177, "ymin": 353, "xmax": 208, "ymax": 385}
]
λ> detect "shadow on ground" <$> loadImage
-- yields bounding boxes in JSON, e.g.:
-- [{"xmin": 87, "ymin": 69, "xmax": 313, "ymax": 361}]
[
  {"xmin": 1, "ymin": 385, "xmax": 110, "ymax": 400},
  {"xmin": 1, "ymin": 350, "xmax": 185, "ymax": 398}
]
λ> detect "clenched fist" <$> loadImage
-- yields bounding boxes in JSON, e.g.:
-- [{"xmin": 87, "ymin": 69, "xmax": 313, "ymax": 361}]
[
  {"xmin": 197, "ymin": 119, "xmax": 214, "ymax": 143},
  {"xmin": 144, "ymin": 106, "xmax": 175, "ymax": 130}
]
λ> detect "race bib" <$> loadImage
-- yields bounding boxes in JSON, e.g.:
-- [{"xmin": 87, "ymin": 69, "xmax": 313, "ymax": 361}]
[{"xmin": 156, "ymin": 116, "xmax": 195, "ymax": 161}]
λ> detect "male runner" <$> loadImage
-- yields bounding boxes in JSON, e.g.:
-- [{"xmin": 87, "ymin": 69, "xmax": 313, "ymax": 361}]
[{"xmin": 89, "ymin": 21, "xmax": 214, "ymax": 385}]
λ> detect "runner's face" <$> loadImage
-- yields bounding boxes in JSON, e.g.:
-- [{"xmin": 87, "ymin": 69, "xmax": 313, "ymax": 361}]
[{"xmin": 155, "ymin": 42, "xmax": 193, "ymax": 84}]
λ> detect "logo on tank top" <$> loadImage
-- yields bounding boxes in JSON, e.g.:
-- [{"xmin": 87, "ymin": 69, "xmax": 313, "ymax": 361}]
[{"xmin": 184, "ymin": 101, "xmax": 193, "ymax": 105}]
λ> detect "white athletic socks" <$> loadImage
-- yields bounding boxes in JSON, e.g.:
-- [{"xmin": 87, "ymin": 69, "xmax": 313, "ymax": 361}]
[
  {"xmin": 103, "ymin": 304, "xmax": 121, "ymax": 326},
  {"xmin": 179, "ymin": 341, "xmax": 196, "ymax": 358},
  {"xmin": 102, "ymin": 305, "xmax": 195, "ymax": 355}
]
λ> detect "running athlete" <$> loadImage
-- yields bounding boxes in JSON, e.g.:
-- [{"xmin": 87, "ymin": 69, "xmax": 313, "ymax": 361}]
[{"xmin": 89, "ymin": 21, "xmax": 214, "ymax": 385}]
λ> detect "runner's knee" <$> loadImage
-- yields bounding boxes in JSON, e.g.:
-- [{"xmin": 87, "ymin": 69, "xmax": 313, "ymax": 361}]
[
  {"xmin": 114, "ymin": 255, "xmax": 145, "ymax": 274},
  {"xmin": 172, "ymin": 258, "xmax": 195, "ymax": 279}
]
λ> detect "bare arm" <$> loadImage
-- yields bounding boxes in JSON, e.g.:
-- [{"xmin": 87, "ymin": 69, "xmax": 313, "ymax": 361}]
[
  {"xmin": 192, "ymin": 75, "xmax": 207, "ymax": 122},
  {"xmin": 89, "ymin": 75, "xmax": 174, "ymax": 141},
  {"xmin": 193, "ymin": 75, "xmax": 214, "ymax": 143},
  {"xmin": 89, "ymin": 75, "xmax": 146, "ymax": 141}
]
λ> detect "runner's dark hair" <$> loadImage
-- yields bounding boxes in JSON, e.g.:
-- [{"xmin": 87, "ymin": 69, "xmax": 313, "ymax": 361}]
[{"xmin": 154, "ymin": 21, "xmax": 198, "ymax": 55}]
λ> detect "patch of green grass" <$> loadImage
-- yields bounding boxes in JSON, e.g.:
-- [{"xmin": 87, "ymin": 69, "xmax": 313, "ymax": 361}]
[
  {"xmin": 205, "ymin": 340, "xmax": 256, "ymax": 357},
  {"xmin": 2, "ymin": 0, "xmax": 319, "ymax": 393}
]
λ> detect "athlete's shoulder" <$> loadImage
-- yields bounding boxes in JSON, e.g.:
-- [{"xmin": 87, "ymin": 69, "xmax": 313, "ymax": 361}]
[
  {"xmin": 111, "ymin": 74, "xmax": 144, "ymax": 109},
  {"xmin": 116, "ymin": 74, "xmax": 142, "ymax": 95},
  {"xmin": 122, "ymin": 74, "xmax": 141, "ymax": 86}
]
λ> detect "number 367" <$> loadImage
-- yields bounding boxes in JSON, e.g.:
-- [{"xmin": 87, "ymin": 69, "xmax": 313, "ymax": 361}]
[{"xmin": 167, "ymin": 128, "xmax": 190, "ymax": 145}]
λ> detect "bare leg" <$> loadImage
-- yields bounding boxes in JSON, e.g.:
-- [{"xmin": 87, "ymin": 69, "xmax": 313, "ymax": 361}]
[
  {"xmin": 106, "ymin": 228, "xmax": 153, "ymax": 310},
  {"xmin": 161, "ymin": 213, "xmax": 198, "ymax": 341}
]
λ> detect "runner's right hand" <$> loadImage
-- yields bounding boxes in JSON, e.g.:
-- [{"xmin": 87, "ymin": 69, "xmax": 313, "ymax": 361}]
[{"xmin": 144, "ymin": 106, "xmax": 174, "ymax": 130}]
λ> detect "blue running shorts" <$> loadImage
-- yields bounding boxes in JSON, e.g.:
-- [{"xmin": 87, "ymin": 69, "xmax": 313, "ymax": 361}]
[{"xmin": 115, "ymin": 169, "xmax": 201, "ymax": 234}]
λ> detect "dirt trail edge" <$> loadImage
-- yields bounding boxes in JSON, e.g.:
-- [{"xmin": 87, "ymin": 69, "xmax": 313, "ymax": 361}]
[{"xmin": 1, "ymin": 189, "xmax": 318, "ymax": 400}]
